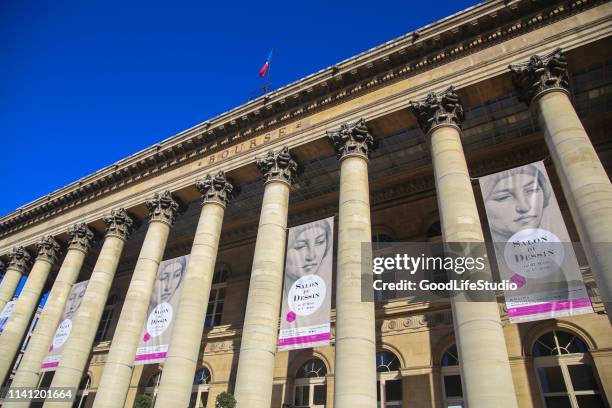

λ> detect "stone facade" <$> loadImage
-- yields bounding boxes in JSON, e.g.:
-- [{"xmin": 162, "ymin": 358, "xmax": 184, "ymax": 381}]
[{"xmin": 1, "ymin": 1, "xmax": 611, "ymax": 408}]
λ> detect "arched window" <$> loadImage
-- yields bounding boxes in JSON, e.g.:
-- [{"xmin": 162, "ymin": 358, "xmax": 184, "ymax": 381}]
[
  {"xmin": 95, "ymin": 293, "xmax": 117, "ymax": 342},
  {"xmin": 533, "ymin": 330, "xmax": 606, "ymax": 407},
  {"xmin": 205, "ymin": 265, "xmax": 229, "ymax": 328},
  {"xmin": 440, "ymin": 344, "xmax": 463, "ymax": 408},
  {"xmin": 294, "ymin": 358, "xmax": 327, "ymax": 408},
  {"xmin": 376, "ymin": 351, "xmax": 402, "ymax": 408},
  {"xmin": 73, "ymin": 374, "xmax": 91, "ymax": 408},
  {"xmin": 189, "ymin": 366, "xmax": 211, "ymax": 408}
]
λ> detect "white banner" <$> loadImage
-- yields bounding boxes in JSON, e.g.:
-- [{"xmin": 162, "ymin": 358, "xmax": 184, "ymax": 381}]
[
  {"xmin": 42, "ymin": 280, "xmax": 89, "ymax": 371},
  {"xmin": 0, "ymin": 300, "xmax": 16, "ymax": 335},
  {"xmin": 278, "ymin": 217, "xmax": 334, "ymax": 351},
  {"xmin": 479, "ymin": 161, "xmax": 593, "ymax": 323},
  {"xmin": 135, "ymin": 255, "xmax": 188, "ymax": 364}
]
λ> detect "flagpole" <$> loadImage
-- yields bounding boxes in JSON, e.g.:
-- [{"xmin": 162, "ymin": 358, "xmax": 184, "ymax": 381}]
[{"xmin": 264, "ymin": 46, "xmax": 274, "ymax": 94}]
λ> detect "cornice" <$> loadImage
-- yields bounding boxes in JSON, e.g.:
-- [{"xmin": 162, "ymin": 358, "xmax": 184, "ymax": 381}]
[{"xmin": 0, "ymin": 0, "xmax": 608, "ymax": 240}]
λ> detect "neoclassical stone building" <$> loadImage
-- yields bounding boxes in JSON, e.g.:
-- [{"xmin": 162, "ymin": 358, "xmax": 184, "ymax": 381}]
[{"xmin": 0, "ymin": 0, "xmax": 611, "ymax": 407}]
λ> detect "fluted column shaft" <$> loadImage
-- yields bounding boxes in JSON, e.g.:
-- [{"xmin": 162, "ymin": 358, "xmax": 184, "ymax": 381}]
[
  {"xmin": 4, "ymin": 248, "xmax": 88, "ymax": 408},
  {"xmin": 0, "ymin": 237, "xmax": 61, "ymax": 385},
  {"xmin": 536, "ymin": 90, "xmax": 612, "ymax": 318},
  {"xmin": 0, "ymin": 269, "xmax": 23, "ymax": 311},
  {"xmin": 0, "ymin": 247, "xmax": 32, "ymax": 311},
  {"xmin": 44, "ymin": 209, "xmax": 133, "ymax": 408},
  {"xmin": 95, "ymin": 191, "xmax": 180, "ymax": 408},
  {"xmin": 233, "ymin": 180, "xmax": 290, "ymax": 408},
  {"xmin": 153, "ymin": 203, "xmax": 225, "ymax": 406},
  {"xmin": 93, "ymin": 222, "xmax": 170, "ymax": 407},
  {"xmin": 510, "ymin": 48, "xmax": 612, "ymax": 319},
  {"xmin": 411, "ymin": 87, "xmax": 518, "ymax": 408},
  {"xmin": 328, "ymin": 119, "xmax": 377, "ymax": 408},
  {"xmin": 430, "ymin": 125, "xmax": 518, "ymax": 407},
  {"xmin": 334, "ymin": 155, "xmax": 377, "ymax": 407},
  {"xmin": 0, "ymin": 263, "xmax": 54, "ymax": 384}
]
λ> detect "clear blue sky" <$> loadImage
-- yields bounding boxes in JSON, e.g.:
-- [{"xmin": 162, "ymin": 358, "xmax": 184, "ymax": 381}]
[{"xmin": 1, "ymin": 0, "xmax": 477, "ymax": 217}]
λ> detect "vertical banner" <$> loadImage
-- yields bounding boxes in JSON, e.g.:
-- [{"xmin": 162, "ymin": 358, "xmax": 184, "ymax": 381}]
[
  {"xmin": 41, "ymin": 280, "xmax": 89, "ymax": 371},
  {"xmin": 0, "ymin": 301, "xmax": 16, "ymax": 335},
  {"xmin": 479, "ymin": 161, "xmax": 593, "ymax": 323},
  {"xmin": 134, "ymin": 255, "xmax": 188, "ymax": 365},
  {"xmin": 278, "ymin": 217, "xmax": 334, "ymax": 351}
]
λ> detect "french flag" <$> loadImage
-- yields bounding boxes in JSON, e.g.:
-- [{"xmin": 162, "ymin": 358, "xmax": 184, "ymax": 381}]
[{"xmin": 259, "ymin": 49, "xmax": 273, "ymax": 77}]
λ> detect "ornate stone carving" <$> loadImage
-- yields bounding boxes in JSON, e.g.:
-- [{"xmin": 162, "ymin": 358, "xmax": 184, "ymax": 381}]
[
  {"xmin": 35, "ymin": 235, "xmax": 62, "ymax": 265},
  {"xmin": 103, "ymin": 208, "xmax": 135, "ymax": 241},
  {"xmin": 509, "ymin": 47, "xmax": 570, "ymax": 105},
  {"xmin": 256, "ymin": 146, "xmax": 298, "ymax": 185},
  {"xmin": 409, "ymin": 86, "xmax": 465, "ymax": 135},
  {"xmin": 146, "ymin": 190, "xmax": 182, "ymax": 225},
  {"xmin": 67, "ymin": 222, "xmax": 95, "ymax": 254},
  {"xmin": 7, "ymin": 246, "xmax": 32, "ymax": 274},
  {"xmin": 327, "ymin": 118, "xmax": 376, "ymax": 160},
  {"xmin": 196, "ymin": 171, "xmax": 235, "ymax": 207}
]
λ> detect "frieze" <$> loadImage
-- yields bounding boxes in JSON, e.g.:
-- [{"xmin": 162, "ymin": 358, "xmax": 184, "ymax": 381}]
[{"xmin": 0, "ymin": 0, "xmax": 602, "ymax": 239}]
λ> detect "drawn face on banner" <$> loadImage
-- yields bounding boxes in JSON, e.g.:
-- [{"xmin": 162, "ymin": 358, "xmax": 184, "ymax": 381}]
[
  {"xmin": 286, "ymin": 220, "xmax": 331, "ymax": 281},
  {"xmin": 154, "ymin": 259, "xmax": 185, "ymax": 304},
  {"xmin": 483, "ymin": 165, "xmax": 550, "ymax": 241},
  {"xmin": 66, "ymin": 283, "xmax": 86, "ymax": 320}
]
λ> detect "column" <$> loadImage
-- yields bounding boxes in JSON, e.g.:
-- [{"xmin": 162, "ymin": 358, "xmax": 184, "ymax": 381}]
[
  {"xmin": 510, "ymin": 48, "xmax": 612, "ymax": 320},
  {"xmin": 0, "ymin": 236, "xmax": 62, "ymax": 385},
  {"xmin": 233, "ymin": 147, "xmax": 297, "ymax": 408},
  {"xmin": 410, "ymin": 87, "xmax": 519, "ymax": 407},
  {"xmin": 327, "ymin": 119, "xmax": 377, "ymax": 408},
  {"xmin": 0, "ymin": 247, "xmax": 32, "ymax": 311},
  {"xmin": 94, "ymin": 191, "xmax": 181, "ymax": 408},
  {"xmin": 153, "ymin": 172, "xmax": 233, "ymax": 407},
  {"xmin": 44, "ymin": 209, "xmax": 135, "ymax": 408},
  {"xmin": 3, "ymin": 224, "xmax": 94, "ymax": 407}
]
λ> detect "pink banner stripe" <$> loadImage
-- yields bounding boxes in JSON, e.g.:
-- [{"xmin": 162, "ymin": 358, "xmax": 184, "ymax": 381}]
[
  {"xmin": 41, "ymin": 361, "xmax": 59, "ymax": 369},
  {"xmin": 278, "ymin": 332, "xmax": 330, "ymax": 346},
  {"xmin": 135, "ymin": 351, "xmax": 167, "ymax": 361},
  {"xmin": 508, "ymin": 298, "xmax": 592, "ymax": 317}
]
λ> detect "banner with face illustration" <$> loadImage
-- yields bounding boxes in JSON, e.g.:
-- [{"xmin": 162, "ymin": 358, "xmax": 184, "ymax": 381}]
[
  {"xmin": 135, "ymin": 255, "xmax": 188, "ymax": 364},
  {"xmin": 41, "ymin": 280, "xmax": 89, "ymax": 371},
  {"xmin": 278, "ymin": 217, "xmax": 334, "ymax": 351},
  {"xmin": 0, "ymin": 300, "xmax": 16, "ymax": 335},
  {"xmin": 479, "ymin": 161, "xmax": 593, "ymax": 323}
]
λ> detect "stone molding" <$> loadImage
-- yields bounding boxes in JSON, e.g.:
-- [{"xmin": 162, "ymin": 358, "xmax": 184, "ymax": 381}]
[
  {"xmin": 0, "ymin": 0, "xmax": 603, "ymax": 239},
  {"xmin": 409, "ymin": 86, "xmax": 465, "ymax": 135},
  {"xmin": 146, "ymin": 190, "xmax": 181, "ymax": 225},
  {"xmin": 256, "ymin": 146, "xmax": 298, "ymax": 185},
  {"xmin": 67, "ymin": 222, "xmax": 96, "ymax": 254},
  {"xmin": 103, "ymin": 208, "xmax": 135, "ymax": 242},
  {"xmin": 509, "ymin": 47, "xmax": 570, "ymax": 104},
  {"xmin": 327, "ymin": 118, "xmax": 376, "ymax": 160},
  {"xmin": 195, "ymin": 171, "xmax": 235, "ymax": 207},
  {"xmin": 7, "ymin": 246, "xmax": 32, "ymax": 274},
  {"xmin": 35, "ymin": 235, "xmax": 62, "ymax": 265}
]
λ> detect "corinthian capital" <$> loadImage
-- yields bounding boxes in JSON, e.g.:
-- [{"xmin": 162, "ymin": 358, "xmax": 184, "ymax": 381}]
[
  {"xmin": 196, "ymin": 171, "xmax": 234, "ymax": 207},
  {"xmin": 409, "ymin": 86, "xmax": 465, "ymax": 135},
  {"xmin": 327, "ymin": 118, "xmax": 376, "ymax": 161},
  {"xmin": 68, "ymin": 223, "xmax": 95, "ymax": 254},
  {"xmin": 7, "ymin": 246, "xmax": 32, "ymax": 274},
  {"xmin": 146, "ymin": 191, "xmax": 182, "ymax": 225},
  {"xmin": 509, "ymin": 48, "xmax": 570, "ymax": 105},
  {"xmin": 103, "ymin": 208, "xmax": 135, "ymax": 241},
  {"xmin": 256, "ymin": 147, "xmax": 298, "ymax": 185},
  {"xmin": 36, "ymin": 236, "xmax": 63, "ymax": 265}
]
